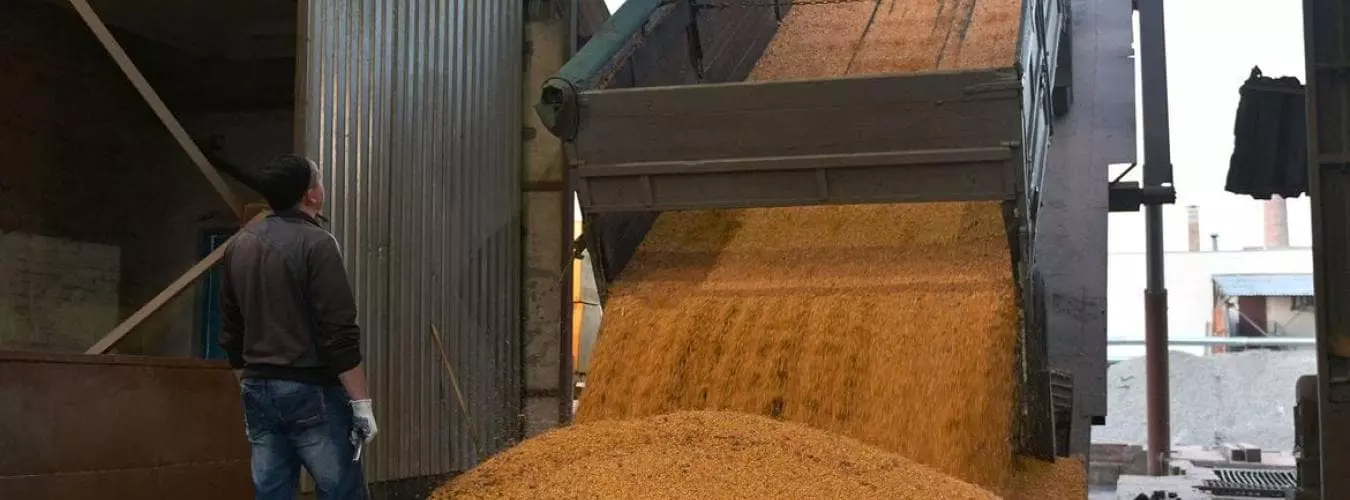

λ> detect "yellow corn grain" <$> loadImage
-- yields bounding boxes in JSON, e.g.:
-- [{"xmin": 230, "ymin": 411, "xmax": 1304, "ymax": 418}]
[
  {"xmin": 1012, "ymin": 455, "xmax": 1089, "ymax": 500},
  {"xmin": 450, "ymin": 0, "xmax": 1068, "ymax": 497},
  {"xmin": 577, "ymin": 0, "xmax": 1027, "ymax": 493},
  {"xmin": 434, "ymin": 411, "xmax": 1001, "ymax": 500}
]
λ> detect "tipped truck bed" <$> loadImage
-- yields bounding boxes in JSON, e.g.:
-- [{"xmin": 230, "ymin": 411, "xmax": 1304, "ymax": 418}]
[{"xmin": 539, "ymin": 0, "xmax": 1069, "ymax": 460}]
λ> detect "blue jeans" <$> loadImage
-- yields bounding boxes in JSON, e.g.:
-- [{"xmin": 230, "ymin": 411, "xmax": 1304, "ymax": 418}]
[{"xmin": 240, "ymin": 379, "xmax": 368, "ymax": 500}]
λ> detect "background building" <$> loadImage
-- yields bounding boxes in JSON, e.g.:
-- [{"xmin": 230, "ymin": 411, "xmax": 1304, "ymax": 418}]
[{"xmin": 1105, "ymin": 0, "xmax": 1311, "ymax": 361}]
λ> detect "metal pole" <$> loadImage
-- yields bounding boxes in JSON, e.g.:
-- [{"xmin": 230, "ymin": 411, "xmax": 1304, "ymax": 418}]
[
  {"xmin": 1108, "ymin": 337, "xmax": 1316, "ymax": 347},
  {"xmin": 561, "ymin": 0, "xmax": 581, "ymax": 426},
  {"xmin": 1144, "ymin": 208, "xmax": 1170, "ymax": 476},
  {"xmin": 1137, "ymin": 0, "xmax": 1174, "ymax": 477}
]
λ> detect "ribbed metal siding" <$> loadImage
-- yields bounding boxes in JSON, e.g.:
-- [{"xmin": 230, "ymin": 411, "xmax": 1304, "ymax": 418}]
[
  {"xmin": 303, "ymin": 0, "xmax": 523, "ymax": 481},
  {"xmin": 1214, "ymin": 274, "xmax": 1316, "ymax": 297}
]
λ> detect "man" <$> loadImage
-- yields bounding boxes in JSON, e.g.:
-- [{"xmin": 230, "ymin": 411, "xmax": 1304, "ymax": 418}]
[{"xmin": 220, "ymin": 154, "xmax": 378, "ymax": 500}]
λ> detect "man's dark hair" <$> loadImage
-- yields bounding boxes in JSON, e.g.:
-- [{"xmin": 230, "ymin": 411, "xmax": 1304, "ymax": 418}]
[{"xmin": 256, "ymin": 154, "xmax": 314, "ymax": 211}]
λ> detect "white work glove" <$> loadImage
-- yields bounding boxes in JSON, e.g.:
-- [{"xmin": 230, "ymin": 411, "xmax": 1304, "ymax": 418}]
[{"xmin": 351, "ymin": 399, "xmax": 378, "ymax": 443}]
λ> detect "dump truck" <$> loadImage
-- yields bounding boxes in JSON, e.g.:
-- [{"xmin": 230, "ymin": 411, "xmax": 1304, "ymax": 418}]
[{"xmin": 536, "ymin": 0, "xmax": 1075, "ymax": 463}]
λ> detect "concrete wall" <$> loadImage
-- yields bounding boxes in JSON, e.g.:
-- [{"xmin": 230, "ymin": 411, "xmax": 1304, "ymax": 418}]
[
  {"xmin": 0, "ymin": 0, "xmax": 287, "ymax": 356},
  {"xmin": 1107, "ymin": 248, "xmax": 1312, "ymax": 360},
  {"xmin": 1266, "ymin": 297, "xmax": 1316, "ymax": 338}
]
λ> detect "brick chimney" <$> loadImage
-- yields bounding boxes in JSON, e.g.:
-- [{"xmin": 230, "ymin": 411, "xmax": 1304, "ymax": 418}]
[
  {"xmin": 1187, "ymin": 205, "xmax": 1200, "ymax": 252},
  {"xmin": 1264, "ymin": 196, "xmax": 1290, "ymax": 248}
]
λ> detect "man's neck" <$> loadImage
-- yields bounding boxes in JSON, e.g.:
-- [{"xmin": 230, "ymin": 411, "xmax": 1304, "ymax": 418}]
[{"xmin": 276, "ymin": 206, "xmax": 323, "ymax": 225}]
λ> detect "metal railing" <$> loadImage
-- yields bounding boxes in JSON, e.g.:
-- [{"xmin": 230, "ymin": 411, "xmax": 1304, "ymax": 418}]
[{"xmin": 1108, "ymin": 337, "xmax": 1315, "ymax": 347}]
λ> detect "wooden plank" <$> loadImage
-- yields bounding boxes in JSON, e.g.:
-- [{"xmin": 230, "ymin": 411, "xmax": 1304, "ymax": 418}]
[
  {"xmin": 65, "ymin": 0, "xmax": 243, "ymax": 219},
  {"xmin": 573, "ymin": 71, "xmax": 1021, "ymax": 165},
  {"xmin": 429, "ymin": 325, "xmax": 482, "ymax": 459},
  {"xmin": 85, "ymin": 212, "xmax": 267, "ymax": 355}
]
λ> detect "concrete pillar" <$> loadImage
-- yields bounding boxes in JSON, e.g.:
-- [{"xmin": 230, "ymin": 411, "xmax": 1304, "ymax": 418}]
[
  {"xmin": 1264, "ymin": 196, "xmax": 1290, "ymax": 249},
  {"xmin": 521, "ymin": 0, "xmax": 573, "ymax": 438},
  {"xmin": 1186, "ymin": 205, "xmax": 1200, "ymax": 252}
]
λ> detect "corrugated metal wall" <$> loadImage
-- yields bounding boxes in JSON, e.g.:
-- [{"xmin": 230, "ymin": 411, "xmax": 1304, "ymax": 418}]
[{"xmin": 302, "ymin": 0, "xmax": 523, "ymax": 481}]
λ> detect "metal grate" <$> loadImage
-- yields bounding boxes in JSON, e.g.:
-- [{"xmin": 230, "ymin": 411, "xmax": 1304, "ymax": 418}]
[
  {"xmin": 1050, "ymin": 369, "xmax": 1073, "ymax": 411},
  {"xmin": 1197, "ymin": 468, "xmax": 1297, "ymax": 498}
]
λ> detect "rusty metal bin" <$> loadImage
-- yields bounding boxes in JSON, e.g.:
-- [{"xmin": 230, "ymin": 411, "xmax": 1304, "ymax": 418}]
[{"xmin": 0, "ymin": 350, "xmax": 250, "ymax": 499}]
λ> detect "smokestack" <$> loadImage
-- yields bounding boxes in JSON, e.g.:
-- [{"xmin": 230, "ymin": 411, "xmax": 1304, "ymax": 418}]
[
  {"xmin": 1264, "ymin": 196, "xmax": 1290, "ymax": 248},
  {"xmin": 1187, "ymin": 205, "xmax": 1201, "ymax": 252},
  {"xmin": 1210, "ymin": 233, "xmax": 1219, "ymax": 252}
]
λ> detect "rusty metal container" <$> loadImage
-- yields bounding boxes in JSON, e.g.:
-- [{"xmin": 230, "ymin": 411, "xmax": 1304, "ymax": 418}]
[{"xmin": 0, "ymin": 351, "xmax": 250, "ymax": 499}]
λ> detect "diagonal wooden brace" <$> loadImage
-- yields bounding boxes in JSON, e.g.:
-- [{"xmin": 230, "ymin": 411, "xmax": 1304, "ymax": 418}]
[
  {"xmin": 84, "ymin": 209, "xmax": 268, "ymax": 355},
  {"xmin": 65, "ymin": 0, "xmax": 244, "ymax": 220}
]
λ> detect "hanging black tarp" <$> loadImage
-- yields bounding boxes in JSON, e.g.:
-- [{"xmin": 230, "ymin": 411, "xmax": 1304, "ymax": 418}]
[{"xmin": 1225, "ymin": 66, "xmax": 1308, "ymax": 199}]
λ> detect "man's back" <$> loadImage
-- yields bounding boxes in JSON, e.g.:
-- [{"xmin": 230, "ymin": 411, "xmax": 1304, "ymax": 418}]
[{"xmin": 220, "ymin": 210, "xmax": 362, "ymax": 387}]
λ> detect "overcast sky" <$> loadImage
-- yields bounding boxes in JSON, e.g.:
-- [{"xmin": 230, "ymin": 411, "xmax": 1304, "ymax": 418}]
[
  {"xmin": 1109, "ymin": 0, "xmax": 1308, "ymax": 254},
  {"xmin": 605, "ymin": 0, "xmax": 627, "ymax": 13}
]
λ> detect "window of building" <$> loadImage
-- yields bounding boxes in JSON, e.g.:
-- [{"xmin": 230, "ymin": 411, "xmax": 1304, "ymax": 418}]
[{"xmin": 1293, "ymin": 295, "xmax": 1315, "ymax": 311}]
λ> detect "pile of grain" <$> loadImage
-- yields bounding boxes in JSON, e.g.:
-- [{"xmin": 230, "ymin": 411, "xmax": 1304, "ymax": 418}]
[
  {"xmin": 751, "ymin": 0, "xmax": 1023, "ymax": 80},
  {"xmin": 434, "ymin": 411, "xmax": 999, "ymax": 500},
  {"xmin": 1011, "ymin": 456, "xmax": 1087, "ymax": 499},
  {"xmin": 580, "ymin": 204, "xmax": 1021, "ymax": 490},
  {"xmin": 576, "ymin": 0, "xmax": 1028, "ymax": 494}
]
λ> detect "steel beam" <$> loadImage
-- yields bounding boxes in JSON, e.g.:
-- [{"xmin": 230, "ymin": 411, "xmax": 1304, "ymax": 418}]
[
  {"xmin": 576, "ymin": 148, "xmax": 1018, "ymax": 212},
  {"xmin": 1302, "ymin": 0, "xmax": 1350, "ymax": 496},
  {"xmin": 1136, "ymin": 0, "xmax": 1176, "ymax": 476}
]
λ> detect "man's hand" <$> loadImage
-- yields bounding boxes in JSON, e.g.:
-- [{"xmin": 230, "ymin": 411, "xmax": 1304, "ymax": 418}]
[{"xmin": 351, "ymin": 399, "xmax": 378, "ymax": 443}]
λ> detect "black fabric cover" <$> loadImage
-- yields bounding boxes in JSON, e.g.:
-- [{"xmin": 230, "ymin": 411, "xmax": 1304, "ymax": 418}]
[{"xmin": 1225, "ymin": 66, "xmax": 1308, "ymax": 199}]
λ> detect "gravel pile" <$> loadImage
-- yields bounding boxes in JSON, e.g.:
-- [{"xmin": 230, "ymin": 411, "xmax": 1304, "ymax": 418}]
[
  {"xmin": 435, "ymin": 411, "xmax": 1000, "ymax": 500},
  {"xmin": 1094, "ymin": 349, "xmax": 1316, "ymax": 450}
]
